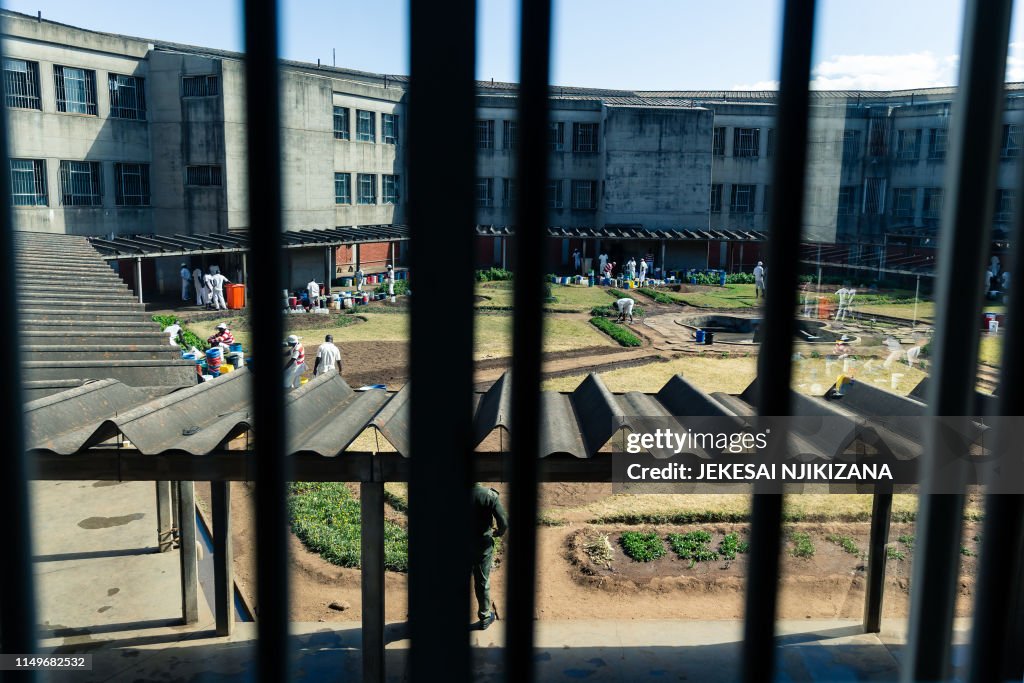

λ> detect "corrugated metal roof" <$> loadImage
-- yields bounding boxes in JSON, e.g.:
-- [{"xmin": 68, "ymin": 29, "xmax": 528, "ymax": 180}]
[{"xmin": 475, "ymin": 225, "xmax": 768, "ymax": 241}]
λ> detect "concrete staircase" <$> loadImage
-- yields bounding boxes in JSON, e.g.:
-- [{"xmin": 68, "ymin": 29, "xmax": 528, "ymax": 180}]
[{"xmin": 15, "ymin": 232, "xmax": 196, "ymax": 399}]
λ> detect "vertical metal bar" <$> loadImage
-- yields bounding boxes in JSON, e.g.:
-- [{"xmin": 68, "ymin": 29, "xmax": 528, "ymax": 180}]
[
  {"xmin": 178, "ymin": 480, "xmax": 199, "ymax": 624},
  {"xmin": 212, "ymin": 481, "xmax": 233, "ymax": 636},
  {"xmin": 863, "ymin": 491, "xmax": 892, "ymax": 632},
  {"xmin": 407, "ymin": 0, "xmax": 476, "ymax": 679},
  {"xmin": 905, "ymin": 2, "xmax": 1013, "ymax": 681},
  {"xmin": 0, "ymin": 34, "xmax": 37, "ymax": 670},
  {"xmin": 134, "ymin": 256, "xmax": 143, "ymax": 304},
  {"xmin": 242, "ymin": 1, "xmax": 289, "ymax": 680},
  {"xmin": 242, "ymin": 251, "xmax": 248, "ymax": 285},
  {"xmin": 360, "ymin": 480, "xmax": 385, "ymax": 683},
  {"xmin": 156, "ymin": 480, "xmax": 174, "ymax": 552},
  {"xmin": 743, "ymin": 2, "xmax": 816, "ymax": 682}
]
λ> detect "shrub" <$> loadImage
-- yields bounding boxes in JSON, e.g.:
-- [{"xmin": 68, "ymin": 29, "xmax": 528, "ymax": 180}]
[
  {"xmin": 719, "ymin": 532, "xmax": 749, "ymax": 560},
  {"xmin": 790, "ymin": 531, "xmax": 815, "ymax": 558},
  {"xmin": 887, "ymin": 545, "xmax": 907, "ymax": 561},
  {"xmin": 619, "ymin": 531, "xmax": 667, "ymax": 562},
  {"xmin": 590, "ymin": 316, "xmax": 642, "ymax": 347},
  {"xmin": 153, "ymin": 314, "xmax": 208, "ymax": 350},
  {"xmin": 637, "ymin": 287, "xmax": 677, "ymax": 304},
  {"xmin": 897, "ymin": 534, "xmax": 915, "ymax": 548},
  {"xmin": 826, "ymin": 534, "xmax": 860, "ymax": 555},
  {"xmin": 374, "ymin": 279, "xmax": 410, "ymax": 296},
  {"xmin": 475, "ymin": 267, "xmax": 513, "ymax": 282},
  {"xmin": 726, "ymin": 272, "xmax": 756, "ymax": 285},
  {"xmin": 667, "ymin": 530, "xmax": 718, "ymax": 566}
]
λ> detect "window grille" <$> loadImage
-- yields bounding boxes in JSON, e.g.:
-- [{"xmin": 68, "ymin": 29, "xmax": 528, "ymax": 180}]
[
  {"xmin": 333, "ymin": 107, "xmax": 350, "ymax": 140},
  {"xmin": 10, "ymin": 159, "xmax": 46, "ymax": 206},
  {"xmin": 1001, "ymin": 124, "xmax": 1020, "ymax": 157},
  {"xmin": 548, "ymin": 121, "xmax": 564, "ymax": 151},
  {"xmin": 733, "ymin": 128, "xmax": 760, "ymax": 157},
  {"xmin": 357, "ymin": 173, "xmax": 377, "ymax": 204},
  {"xmin": 383, "ymin": 114, "xmax": 399, "ymax": 145},
  {"xmin": 867, "ymin": 118, "xmax": 890, "ymax": 157},
  {"xmin": 896, "ymin": 129, "xmax": 921, "ymax": 161},
  {"xmin": 546, "ymin": 179, "xmax": 563, "ymax": 208},
  {"xmin": 182, "ymin": 75, "xmax": 219, "ymax": 97},
  {"xmin": 923, "ymin": 187, "xmax": 944, "ymax": 218},
  {"xmin": 863, "ymin": 177, "xmax": 886, "ymax": 214},
  {"xmin": 53, "ymin": 66, "xmax": 97, "ymax": 115},
  {"xmin": 475, "ymin": 177, "xmax": 493, "ymax": 207},
  {"xmin": 730, "ymin": 183, "xmax": 756, "ymax": 212},
  {"xmin": 929, "ymin": 128, "xmax": 948, "ymax": 160},
  {"xmin": 572, "ymin": 122, "xmax": 598, "ymax": 152},
  {"xmin": 109, "ymin": 74, "xmax": 146, "ymax": 120},
  {"xmin": 570, "ymin": 180, "xmax": 596, "ymax": 209},
  {"xmin": 710, "ymin": 183, "xmax": 722, "ymax": 212},
  {"xmin": 766, "ymin": 129, "xmax": 775, "ymax": 158},
  {"xmin": 3, "ymin": 58, "xmax": 40, "ymax": 109},
  {"xmin": 504, "ymin": 120, "xmax": 518, "ymax": 149},
  {"xmin": 837, "ymin": 186, "xmax": 857, "ymax": 215},
  {"xmin": 114, "ymin": 163, "xmax": 150, "ymax": 206},
  {"xmin": 712, "ymin": 127, "xmax": 725, "ymax": 156},
  {"xmin": 357, "ymin": 110, "xmax": 376, "ymax": 142},
  {"xmin": 893, "ymin": 187, "xmax": 915, "ymax": 217},
  {"xmin": 503, "ymin": 178, "xmax": 517, "ymax": 207},
  {"xmin": 383, "ymin": 174, "xmax": 399, "ymax": 204},
  {"xmin": 58, "ymin": 160, "xmax": 102, "ymax": 205},
  {"xmin": 334, "ymin": 172, "xmax": 351, "ymax": 204},
  {"xmin": 185, "ymin": 165, "xmax": 223, "ymax": 186},
  {"xmin": 476, "ymin": 120, "xmax": 494, "ymax": 149},
  {"xmin": 996, "ymin": 188, "xmax": 1015, "ymax": 221},
  {"xmin": 841, "ymin": 130, "xmax": 860, "ymax": 160}
]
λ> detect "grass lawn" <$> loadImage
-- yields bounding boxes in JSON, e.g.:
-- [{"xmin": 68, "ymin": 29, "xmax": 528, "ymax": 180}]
[
  {"xmin": 476, "ymin": 282, "xmax": 619, "ymax": 312},
  {"xmin": 978, "ymin": 334, "xmax": 1002, "ymax": 366},
  {"xmin": 855, "ymin": 301, "xmax": 1002, "ymax": 323},
  {"xmin": 475, "ymin": 314, "xmax": 616, "ymax": 359},
  {"xmin": 663, "ymin": 283, "xmax": 760, "ymax": 309}
]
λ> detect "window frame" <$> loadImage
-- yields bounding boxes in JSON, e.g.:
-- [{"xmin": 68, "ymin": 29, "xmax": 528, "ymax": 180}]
[
  {"xmin": 733, "ymin": 128, "xmax": 760, "ymax": 158},
  {"xmin": 58, "ymin": 160, "xmax": 103, "ymax": 206},
  {"xmin": 185, "ymin": 165, "xmax": 224, "ymax": 187},
  {"xmin": 382, "ymin": 113, "xmax": 399, "ymax": 145},
  {"xmin": 928, "ymin": 127, "xmax": 948, "ymax": 160},
  {"xmin": 712, "ymin": 127, "xmax": 725, "ymax": 156},
  {"xmin": 841, "ymin": 130, "xmax": 861, "ymax": 161},
  {"xmin": 475, "ymin": 177, "xmax": 494, "ymax": 207},
  {"xmin": 572, "ymin": 122, "xmax": 599, "ymax": 153},
  {"xmin": 382, "ymin": 174, "xmax": 400, "ymax": 204},
  {"xmin": 357, "ymin": 173, "xmax": 377, "ymax": 205},
  {"xmin": 3, "ymin": 58, "xmax": 41, "ymax": 110},
  {"xmin": 333, "ymin": 107, "xmax": 350, "ymax": 140},
  {"xmin": 893, "ymin": 187, "xmax": 916, "ymax": 217},
  {"xmin": 546, "ymin": 179, "xmax": 563, "ymax": 209},
  {"xmin": 356, "ymin": 110, "xmax": 376, "ymax": 143},
  {"xmin": 548, "ymin": 121, "xmax": 565, "ymax": 151},
  {"xmin": 837, "ymin": 186, "xmax": 858, "ymax": 216},
  {"xmin": 114, "ymin": 162, "xmax": 151, "ymax": 206},
  {"xmin": 503, "ymin": 120, "xmax": 518, "ymax": 150},
  {"xmin": 570, "ymin": 179, "xmax": 597, "ymax": 210},
  {"xmin": 923, "ymin": 187, "xmax": 944, "ymax": 218},
  {"xmin": 334, "ymin": 172, "xmax": 352, "ymax": 205},
  {"xmin": 729, "ymin": 183, "xmax": 756, "ymax": 213},
  {"xmin": 1002, "ymin": 124, "xmax": 1021, "ymax": 158},
  {"xmin": 53, "ymin": 65, "xmax": 98, "ymax": 115},
  {"xmin": 710, "ymin": 183, "xmax": 722, "ymax": 213},
  {"xmin": 475, "ymin": 120, "xmax": 495, "ymax": 150},
  {"xmin": 996, "ymin": 188, "xmax": 1016, "ymax": 221},
  {"xmin": 181, "ymin": 74, "xmax": 220, "ymax": 98},
  {"xmin": 108, "ymin": 74, "xmax": 147, "ymax": 120},
  {"xmin": 10, "ymin": 158, "xmax": 47, "ymax": 207},
  {"xmin": 503, "ymin": 177, "xmax": 517, "ymax": 208},
  {"xmin": 896, "ymin": 129, "xmax": 921, "ymax": 161}
]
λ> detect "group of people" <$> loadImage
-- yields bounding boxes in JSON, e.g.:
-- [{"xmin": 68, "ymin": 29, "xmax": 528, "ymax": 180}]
[
  {"xmin": 180, "ymin": 263, "xmax": 232, "ymax": 310},
  {"xmin": 594, "ymin": 252, "xmax": 653, "ymax": 282},
  {"xmin": 282, "ymin": 333, "xmax": 343, "ymax": 389}
]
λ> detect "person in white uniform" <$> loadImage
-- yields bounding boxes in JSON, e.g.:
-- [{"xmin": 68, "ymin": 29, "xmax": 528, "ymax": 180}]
[
  {"xmin": 192, "ymin": 267, "xmax": 206, "ymax": 307},
  {"xmin": 284, "ymin": 335, "xmax": 305, "ymax": 389},
  {"xmin": 202, "ymin": 271, "xmax": 216, "ymax": 308},
  {"xmin": 313, "ymin": 334, "xmax": 343, "ymax": 376},
  {"xmin": 834, "ymin": 286, "xmax": 850, "ymax": 321},
  {"xmin": 615, "ymin": 297, "xmax": 635, "ymax": 323},
  {"xmin": 638, "ymin": 258, "xmax": 648, "ymax": 282},
  {"xmin": 753, "ymin": 262, "xmax": 766, "ymax": 299},
  {"xmin": 208, "ymin": 269, "xmax": 230, "ymax": 310},
  {"xmin": 598, "ymin": 252, "xmax": 608, "ymax": 276},
  {"xmin": 385, "ymin": 264, "xmax": 395, "ymax": 296},
  {"xmin": 179, "ymin": 263, "xmax": 191, "ymax": 301},
  {"xmin": 355, "ymin": 268, "xmax": 365, "ymax": 292},
  {"xmin": 307, "ymin": 278, "xmax": 320, "ymax": 309}
]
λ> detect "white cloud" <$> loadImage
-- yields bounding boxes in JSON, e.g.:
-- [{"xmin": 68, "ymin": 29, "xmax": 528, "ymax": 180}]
[
  {"xmin": 1007, "ymin": 42, "xmax": 1024, "ymax": 82},
  {"xmin": 729, "ymin": 79, "xmax": 780, "ymax": 91},
  {"xmin": 810, "ymin": 51, "xmax": 958, "ymax": 90}
]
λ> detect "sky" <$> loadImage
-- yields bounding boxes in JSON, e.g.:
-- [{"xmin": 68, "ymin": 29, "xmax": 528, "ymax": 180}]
[{"xmin": 3, "ymin": 0, "xmax": 1023, "ymax": 91}]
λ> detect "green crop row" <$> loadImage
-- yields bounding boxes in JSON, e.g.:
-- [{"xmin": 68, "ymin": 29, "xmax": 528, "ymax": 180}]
[
  {"xmin": 589, "ymin": 316, "xmax": 642, "ymax": 347},
  {"xmin": 636, "ymin": 287, "xmax": 677, "ymax": 304},
  {"xmin": 152, "ymin": 314, "xmax": 208, "ymax": 351}
]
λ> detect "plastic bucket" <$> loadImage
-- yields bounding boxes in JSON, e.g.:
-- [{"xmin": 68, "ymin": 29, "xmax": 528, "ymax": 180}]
[
  {"xmin": 705, "ymin": 330, "xmax": 715, "ymax": 345},
  {"xmin": 342, "ymin": 277, "xmax": 353, "ymax": 287},
  {"xmin": 288, "ymin": 296, "xmax": 298, "ymax": 308},
  {"xmin": 229, "ymin": 343, "xmax": 243, "ymax": 353},
  {"xmin": 343, "ymin": 297, "xmax": 354, "ymax": 309},
  {"xmin": 362, "ymin": 293, "xmax": 370, "ymax": 304},
  {"xmin": 719, "ymin": 272, "xmax": 727, "ymax": 287},
  {"xmin": 695, "ymin": 329, "xmax": 706, "ymax": 344},
  {"xmin": 220, "ymin": 364, "xmax": 234, "ymax": 374},
  {"xmin": 205, "ymin": 348, "xmax": 222, "ymax": 360}
]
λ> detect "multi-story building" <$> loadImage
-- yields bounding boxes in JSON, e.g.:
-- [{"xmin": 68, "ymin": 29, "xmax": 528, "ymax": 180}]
[{"xmin": 3, "ymin": 9, "xmax": 1019, "ymax": 290}]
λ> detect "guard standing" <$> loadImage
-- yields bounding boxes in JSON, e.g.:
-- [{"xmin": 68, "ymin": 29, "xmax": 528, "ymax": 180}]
[{"xmin": 471, "ymin": 483, "xmax": 508, "ymax": 630}]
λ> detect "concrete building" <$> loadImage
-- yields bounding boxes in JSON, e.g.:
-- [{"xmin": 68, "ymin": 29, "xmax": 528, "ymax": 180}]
[{"xmin": 3, "ymin": 9, "xmax": 1020, "ymax": 288}]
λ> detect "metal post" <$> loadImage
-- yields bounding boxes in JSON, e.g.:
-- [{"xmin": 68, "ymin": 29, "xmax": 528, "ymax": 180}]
[
  {"xmin": 661, "ymin": 240, "xmax": 666, "ymax": 277},
  {"xmin": 389, "ymin": 240, "xmax": 396, "ymax": 271},
  {"xmin": 912, "ymin": 274, "xmax": 920, "ymax": 329},
  {"xmin": 355, "ymin": 243, "xmax": 361, "ymax": 271},
  {"xmin": 324, "ymin": 246, "xmax": 331, "ymax": 289},
  {"xmin": 863, "ymin": 491, "xmax": 893, "ymax": 632},
  {"xmin": 212, "ymin": 481, "xmax": 233, "ymax": 636},
  {"xmin": 360, "ymin": 480, "xmax": 385, "ymax": 683},
  {"xmin": 177, "ymin": 480, "xmax": 199, "ymax": 624},
  {"xmin": 135, "ymin": 256, "xmax": 143, "ymax": 304},
  {"xmin": 156, "ymin": 480, "xmax": 174, "ymax": 552},
  {"xmin": 242, "ymin": 252, "xmax": 248, "ymax": 285}
]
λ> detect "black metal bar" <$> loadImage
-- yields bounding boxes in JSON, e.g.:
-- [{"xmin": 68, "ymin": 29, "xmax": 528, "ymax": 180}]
[
  {"xmin": 212, "ymin": 481, "xmax": 234, "ymax": 637},
  {"xmin": 407, "ymin": 0, "xmax": 476, "ymax": 679},
  {"xmin": 863, "ymin": 491, "xmax": 893, "ymax": 632},
  {"xmin": 360, "ymin": 480, "xmax": 385, "ymax": 683},
  {"xmin": 907, "ymin": 1, "xmax": 1013, "ymax": 680},
  {"xmin": 0, "ymin": 33, "xmax": 37, "ymax": 671},
  {"xmin": 506, "ymin": 0, "xmax": 553, "ymax": 680},
  {"xmin": 177, "ymin": 480, "xmax": 199, "ymax": 624},
  {"xmin": 242, "ymin": 0, "xmax": 290, "ymax": 680},
  {"xmin": 742, "ymin": 2, "xmax": 816, "ymax": 682},
  {"xmin": 156, "ymin": 480, "xmax": 174, "ymax": 552}
]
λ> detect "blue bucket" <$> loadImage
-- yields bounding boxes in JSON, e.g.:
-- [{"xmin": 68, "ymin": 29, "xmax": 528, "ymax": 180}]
[
  {"xmin": 205, "ymin": 348, "xmax": 222, "ymax": 360},
  {"xmin": 229, "ymin": 343, "xmax": 243, "ymax": 353},
  {"xmin": 695, "ymin": 329, "xmax": 706, "ymax": 344},
  {"xmin": 719, "ymin": 272, "xmax": 727, "ymax": 287}
]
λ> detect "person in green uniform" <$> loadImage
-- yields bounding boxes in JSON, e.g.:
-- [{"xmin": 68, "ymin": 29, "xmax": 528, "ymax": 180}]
[{"xmin": 471, "ymin": 483, "xmax": 508, "ymax": 630}]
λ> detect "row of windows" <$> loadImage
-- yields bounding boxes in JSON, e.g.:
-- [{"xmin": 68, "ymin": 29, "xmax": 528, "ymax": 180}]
[
  {"xmin": 709, "ymin": 183, "xmax": 765, "ymax": 214},
  {"xmin": 333, "ymin": 108, "xmax": 399, "ymax": 144},
  {"xmin": 10, "ymin": 160, "xmax": 224, "ymax": 207},
  {"xmin": 334, "ymin": 173, "xmax": 400, "ymax": 205},
  {"xmin": 881, "ymin": 186, "xmax": 1015, "ymax": 221},
  {"xmin": 4, "ymin": 58, "xmax": 148, "ymax": 119},
  {"xmin": 712, "ymin": 127, "xmax": 776, "ymax": 158},
  {"xmin": 474, "ymin": 120, "xmax": 599, "ymax": 153},
  {"xmin": 475, "ymin": 178, "xmax": 598, "ymax": 209}
]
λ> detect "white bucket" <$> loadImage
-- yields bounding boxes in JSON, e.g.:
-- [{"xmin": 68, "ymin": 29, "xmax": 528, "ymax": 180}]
[{"xmin": 343, "ymin": 297, "xmax": 353, "ymax": 309}]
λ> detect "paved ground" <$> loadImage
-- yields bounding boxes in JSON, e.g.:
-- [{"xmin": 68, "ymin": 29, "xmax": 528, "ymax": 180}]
[{"xmin": 30, "ymin": 480, "xmax": 971, "ymax": 682}]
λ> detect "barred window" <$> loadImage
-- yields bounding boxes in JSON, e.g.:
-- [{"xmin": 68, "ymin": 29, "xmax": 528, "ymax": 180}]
[
  {"xmin": 59, "ymin": 160, "xmax": 102, "ymax": 206},
  {"xmin": 864, "ymin": 177, "xmax": 886, "ymax": 214},
  {"xmin": 476, "ymin": 120, "xmax": 494, "ymax": 149},
  {"xmin": 335, "ymin": 173, "xmax": 351, "ymax": 204},
  {"xmin": 503, "ymin": 178, "xmax": 517, "ymax": 207},
  {"xmin": 53, "ymin": 66, "xmax": 97, "ymax": 115},
  {"xmin": 503, "ymin": 120, "xmax": 518, "ymax": 150},
  {"xmin": 762, "ymin": 185, "xmax": 771, "ymax": 214},
  {"xmin": 996, "ymin": 189, "xmax": 1016, "ymax": 221},
  {"xmin": 383, "ymin": 114, "xmax": 399, "ymax": 145},
  {"xmin": 1002, "ymin": 124, "xmax": 1020, "ymax": 158},
  {"xmin": 571, "ymin": 180, "xmax": 597, "ymax": 210},
  {"xmin": 357, "ymin": 173, "xmax": 376, "ymax": 204},
  {"xmin": 182, "ymin": 75, "xmax": 219, "ymax": 97},
  {"xmin": 4, "ymin": 58, "xmax": 41, "ymax": 109},
  {"xmin": 548, "ymin": 122, "xmax": 564, "ymax": 151},
  {"xmin": 896, "ymin": 130, "xmax": 921, "ymax": 161},
  {"xmin": 928, "ymin": 128, "xmax": 948, "ymax": 160},
  {"xmin": 712, "ymin": 127, "xmax": 725, "ymax": 156},
  {"xmin": 842, "ymin": 130, "xmax": 861, "ymax": 160},
  {"xmin": 383, "ymin": 174, "xmax": 399, "ymax": 204},
  {"xmin": 185, "ymin": 165, "xmax": 223, "ymax": 186},
  {"xmin": 114, "ymin": 163, "xmax": 151, "ymax": 206},
  {"xmin": 923, "ymin": 188, "xmax": 944, "ymax": 218},
  {"xmin": 710, "ymin": 184, "xmax": 722, "ymax": 213},
  {"xmin": 475, "ymin": 178, "xmax": 494, "ymax": 207},
  {"xmin": 730, "ymin": 184, "xmax": 756, "ymax": 213},
  {"xmin": 333, "ymin": 107, "xmax": 350, "ymax": 140},
  {"xmin": 547, "ymin": 180, "xmax": 563, "ymax": 208},
  {"xmin": 10, "ymin": 159, "xmax": 47, "ymax": 206},
  {"xmin": 108, "ymin": 74, "xmax": 146, "ymax": 120},
  {"xmin": 837, "ymin": 186, "xmax": 858, "ymax": 216},
  {"xmin": 868, "ymin": 119, "xmax": 890, "ymax": 157},
  {"xmin": 766, "ymin": 129, "xmax": 775, "ymax": 158},
  {"xmin": 893, "ymin": 188, "xmax": 916, "ymax": 217},
  {"xmin": 357, "ymin": 110, "xmax": 376, "ymax": 142},
  {"xmin": 572, "ymin": 123, "xmax": 599, "ymax": 153},
  {"xmin": 733, "ymin": 128, "xmax": 760, "ymax": 157}
]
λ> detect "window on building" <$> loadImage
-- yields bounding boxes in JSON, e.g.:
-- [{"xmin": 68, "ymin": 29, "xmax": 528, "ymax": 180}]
[
  {"xmin": 896, "ymin": 129, "xmax": 921, "ymax": 161},
  {"xmin": 573, "ymin": 123, "xmax": 599, "ymax": 153},
  {"xmin": 1002, "ymin": 124, "xmax": 1021, "ymax": 158},
  {"xmin": 571, "ymin": 180, "xmax": 597, "ymax": 210},
  {"xmin": 837, "ymin": 186, "xmax": 857, "ymax": 216},
  {"xmin": 53, "ymin": 66, "xmax": 97, "ymax": 115},
  {"xmin": 842, "ymin": 130, "xmax": 861, "ymax": 160},
  {"xmin": 867, "ymin": 119, "xmax": 890, "ymax": 157},
  {"xmin": 503, "ymin": 178, "xmax": 517, "ymax": 207},
  {"xmin": 548, "ymin": 122, "xmax": 564, "ymax": 151},
  {"xmin": 923, "ymin": 188, "xmax": 944, "ymax": 218},
  {"xmin": 996, "ymin": 189, "xmax": 1016, "ymax": 221},
  {"xmin": 730, "ymin": 184, "xmax": 756, "ymax": 213},
  {"xmin": 181, "ymin": 74, "xmax": 219, "ymax": 97},
  {"xmin": 475, "ymin": 177, "xmax": 494, "ymax": 207},
  {"xmin": 547, "ymin": 180, "xmax": 563, "ymax": 208},
  {"xmin": 864, "ymin": 177, "xmax": 886, "ymax": 214},
  {"xmin": 185, "ymin": 165, "xmax": 223, "ymax": 187},
  {"xmin": 334, "ymin": 173, "xmax": 351, "ymax": 204},
  {"xmin": 10, "ymin": 159, "xmax": 46, "ymax": 206},
  {"xmin": 928, "ymin": 128, "xmax": 948, "ymax": 160},
  {"xmin": 357, "ymin": 173, "xmax": 377, "ymax": 204},
  {"xmin": 503, "ymin": 120, "xmax": 518, "ymax": 150},
  {"xmin": 710, "ymin": 184, "xmax": 722, "ymax": 213},
  {"xmin": 58, "ymin": 160, "xmax": 102, "ymax": 206},
  {"xmin": 762, "ymin": 185, "xmax": 771, "ymax": 214},
  {"xmin": 3, "ymin": 58, "xmax": 41, "ymax": 109},
  {"xmin": 766, "ymin": 129, "xmax": 775, "ymax": 158},
  {"xmin": 114, "ymin": 163, "xmax": 150, "ymax": 206},
  {"xmin": 383, "ymin": 114, "xmax": 399, "ymax": 145},
  {"xmin": 357, "ymin": 110, "xmax": 376, "ymax": 142},
  {"xmin": 712, "ymin": 127, "xmax": 725, "ymax": 156},
  {"xmin": 476, "ymin": 120, "xmax": 494, "ymax": 149},
  {"xmin": 108, "ymin": 74, "xmax": 146, "ymax": 120},
  {"xmin": 382, "ymin": 174, "xmax": 399, "ymax": 204},
  {"xmin": 733, "ymin": 128, "xmax": 760, "ymax": 158},
  {"xmin": 893, "ymin": 188, "xmax": 916, "ymax": 217},
  {"xmin": 333, "ymin": 107, "xmax": 350, "ymax": 140}
]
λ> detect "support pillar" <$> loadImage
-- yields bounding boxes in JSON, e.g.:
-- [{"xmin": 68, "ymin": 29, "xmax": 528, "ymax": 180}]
[
  {"xmin": 355, "ymin": 243, "xmax": 361, "ymax": 271},
  {"xmin": 389, "ymin": 240, "xmax": 396, "ymax": 270},
  {"xmin": 660, "ymin": 240, "xmax": 667, "ymax": 277},
  {"xmin": 863, "ymin": 491, "xmax": 893, "ymax": 632},
  {"xmin": 212, "ymin": 481, "xmax": 234, "ymax": 636},
  {"xmin": 155, "ymin": 481, "xmax": 174, "ymax": 552},
  {"xmin": 324, "ymin": 247, "xmax": 332, "ymax": 289},
  {"xmin": 134, "ymin": 257, "xmax": 143, "ymax": 304},
  {"xmin": 361, "ymin": 480, "xmax": 385, "ymax": 683},
  {"xmin": 177, "ymin": 480, "xmax": 199, "ymax": 625},
  {"xmin": 241, "ymin": 252, "xmax": 248, "ymax": 285}
]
